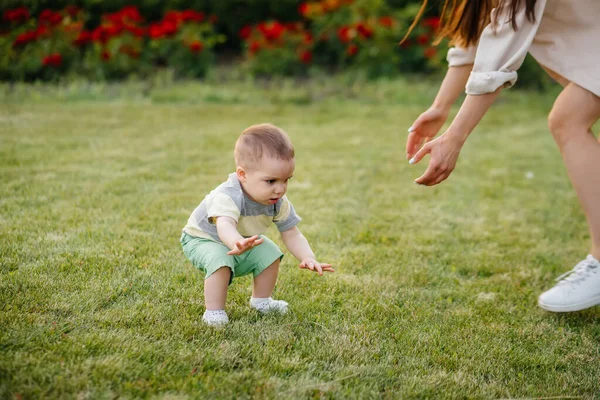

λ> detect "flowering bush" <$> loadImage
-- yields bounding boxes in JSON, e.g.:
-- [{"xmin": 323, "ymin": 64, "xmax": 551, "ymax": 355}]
[
  {"xmin": 239, "ymin": 21, "xmax": 314, "ymax": 77},
  {"xmin": 300, "ymin": 0, "xmax": 447, "ymax": 77},
  {"xmin": 0, "ymin": 3, "xmax": 449, "ymax": 81},
  {"xmin": 146, "ymin": 10, "xmax": 225, "ymax": 78},
  {"xmin": 235, "ymin": 0, "xmax": 447, "ymax": 78},
  {"xmin": 78, "ymin": 6, "xmax": 147, "ymax": 79},
  {"xmin": 1, "ymin": 6, "xmax": 84, "ymax": 80},
  {"xmin": 0, "ymin": 6, "xmax": 224, "ymax": 81}
]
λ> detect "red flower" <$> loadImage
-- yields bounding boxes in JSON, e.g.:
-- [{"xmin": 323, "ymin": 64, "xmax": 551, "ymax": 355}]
[
  {"xmin": 104, "ymin": 23, "xmax": 124, "ymax": 37},
  {"xmin": 424, "ymin": 46, "xmax": 437, "ymax": 59},
  {"xmin": 3, "ymin": 7, "xmax": 30, "ymax": 23},
  {"xmin": 101, "ymin": 50, "xmax": 111, "ymax": 61},
  {"xmin": 378, "ymin": 16, "xmax": 394, "ymax": 28},
  {"xmin": 249, "ymin": 41, "xmax": 261, "ymax": 55},
  {"xmin": 119, "ymin": 6, "xmax": 142, "ymax": 22},
  {"xmin": 42, "ymin": 53, "xmax": 62, "ymax": 67},
  {"xmin": 356, "ymin": 23, "xmax": 373, "ymax": 39},
  {"xmin": 303, "ymin": 32, "xmax": 313, "ymax": 45},
  {"xmin": 188, "ymin": 41, "xmax": 204, "ymax": 53},
  {"xmin": 239, "ymin": 25, "xmax": 252, "ymax": 40},
  {"xmin": 298, "ymin": 3, "xmax": 310, "ymax": 17},
  {"xmin": 124, "ymin": 25, "xmax": 146, "ymax": 37},
  {"xmin": 161, "ymin": 20, "xmax": 178, "ymax": 36},
  {"xmin": 149, "ymin": 24, "xmax": 164, "ymax": 39},
  {"xmin": 163, "ymin": 11, "xmax": 181, "ymax": 23},
  {"xmin": 346, "ymin": 44, "xmax": 358, "ymax": 56},
  {"xmin": 91, "ymin": 26, "xmax": 111, "ymax": 44},
  {"xmin": 181, "ymin": 10, "xmax": 204, "ymax": 22},
  {"xmin": 12, "ymin": 31, "xmax": 37, "ymax": 48},
  {"xmin": 64, "ymin": 6, "xmax": 80, "ymax": 17},
  {"xmin": 299, "ymin": 50, "xmax": 312, "ymax": 64},
  {"xmin": 257, "ymin": 21, "xmax": 285, "ymax": 42},
  {"xmin": 416, "ymin": 34, "xmax": 430, "ymax": 45},
  {"xmin": 149, "ymin": 20, "xmax": 178, "ymax": 39},
  {"xmin": 39, "ymin": 9, "xmax": 62, "ymax": 26},
  {"xmin": 422, "ymin": 17, "xmax": 440, "ymax": 30},
  {"xmin": 35, "ymin": 26, "xmax": 50, "ymax": 38},
  {"xmin": 337, "ymin": 26, "xmax": 352, "ymax": 43},
  {"xmin": 73, "ymin": 31, "xmax": 91, "ymax": 46}
]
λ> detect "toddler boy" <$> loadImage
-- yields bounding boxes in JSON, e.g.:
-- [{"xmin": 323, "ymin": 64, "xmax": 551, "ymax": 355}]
[{"xmin": 181, "ymin": 123, "xmax": 334, "ymax": 325}]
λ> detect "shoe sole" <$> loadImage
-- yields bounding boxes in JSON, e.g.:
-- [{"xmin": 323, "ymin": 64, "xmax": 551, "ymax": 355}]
[{"xmin": 538, "ymin": 295, "xmax": 600, "ymax": 312}]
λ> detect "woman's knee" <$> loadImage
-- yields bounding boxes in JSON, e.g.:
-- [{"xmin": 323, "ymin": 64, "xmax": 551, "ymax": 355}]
[
  {"xmin": 547, "ymin": 107, "xmax": 571, "ymax": 146},
  {"xmin": 548, "ymin": 101, "xmax": 596, "ymax": 149}
]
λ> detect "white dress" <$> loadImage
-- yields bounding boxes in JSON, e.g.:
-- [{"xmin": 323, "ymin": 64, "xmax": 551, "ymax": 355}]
[{"xmin": 447, "ymin": 0, "xmax": 600, "ymax": 97}]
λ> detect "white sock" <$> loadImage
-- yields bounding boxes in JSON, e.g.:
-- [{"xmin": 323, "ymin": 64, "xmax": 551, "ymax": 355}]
[
  {"xmin": 202, "ymin": 309, "xmax": 229, "ymax": 325},
  {"xmin": 250, "ymin": 297, "xmax": 288, "ymax": 314},
  {"xmin": 250, "ymin": 297, "xmax": 271, "ymax": 306}
]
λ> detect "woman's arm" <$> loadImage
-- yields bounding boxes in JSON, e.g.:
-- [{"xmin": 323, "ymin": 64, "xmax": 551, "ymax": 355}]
[
  {"xmin": 406, "ymin": 65, "xmax": 472, "ymax": 160},
  {"xmin": 407, "ymin": 0, "xmax": 548, "ymax": 186},
  {"xmin": 432, "ymin": 64, "xmax": 474, "ymax": 112},
  {"xmin": 410, "ymin": 88, "xmax": 501, "ymax": 186}
]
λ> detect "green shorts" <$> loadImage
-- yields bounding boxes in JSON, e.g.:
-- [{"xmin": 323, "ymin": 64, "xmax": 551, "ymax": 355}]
[{"xmin": 180, "ymin": 232, "xmax": 284, "ymax": 284}]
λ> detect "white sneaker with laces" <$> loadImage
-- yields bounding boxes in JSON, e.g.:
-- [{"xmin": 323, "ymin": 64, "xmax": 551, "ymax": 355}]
[
  {"xmin": 202, "ymin": 310, "xmax": 229, "ymax": 326},
  {"xmin": 250, "ymin": 297, "xmax": 288, "ymax": 314},
  {"xmin": 538, "ymin": 255, "xmax": 600, "ymax": 312}
]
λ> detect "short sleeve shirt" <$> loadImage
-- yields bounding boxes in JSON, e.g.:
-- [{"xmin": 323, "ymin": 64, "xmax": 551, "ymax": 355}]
[{"xmin": 183, "ymin": 173, "xmax": 301, "ymax": 242}]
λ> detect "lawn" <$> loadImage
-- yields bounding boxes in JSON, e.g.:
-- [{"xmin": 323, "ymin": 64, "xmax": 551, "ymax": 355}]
[{"xmin": 1, "ymin": 77, "xmax": 599, "ymax": 399}]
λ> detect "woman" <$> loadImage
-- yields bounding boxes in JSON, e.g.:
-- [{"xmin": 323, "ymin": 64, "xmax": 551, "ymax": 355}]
[{"xmin": 405, "ymin": 0, "xmax": 600, "ymax": 312}]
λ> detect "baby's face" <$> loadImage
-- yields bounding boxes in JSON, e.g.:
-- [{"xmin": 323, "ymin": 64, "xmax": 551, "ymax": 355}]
[{"xmin": 238, "ymin": 156, "xmax": 295, "ymax": 205}]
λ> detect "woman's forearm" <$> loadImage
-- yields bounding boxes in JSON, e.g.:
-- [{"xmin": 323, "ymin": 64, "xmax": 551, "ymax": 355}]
[
  {"xmin": 446, "ymin": 88, "xmax": 502, "ymax": 144},
  {"xmin": 432, "ymin": 65, "xmax": 473, "ymax": 112}
]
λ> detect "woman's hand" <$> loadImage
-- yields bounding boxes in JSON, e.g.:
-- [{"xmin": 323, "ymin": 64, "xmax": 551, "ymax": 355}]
[
  {"xmin": 409, "ymin": 132, "xmax": 465, "ymax": 186},
  {"xmin": 406, "ymin": 107, "xmax": 449, "ymax": 160}
]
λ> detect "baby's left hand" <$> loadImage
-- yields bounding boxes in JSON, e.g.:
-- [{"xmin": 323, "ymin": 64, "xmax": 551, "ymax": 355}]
[{"xmin": 299, "ymin": 258, "xmax": 335, "ymax": 276}]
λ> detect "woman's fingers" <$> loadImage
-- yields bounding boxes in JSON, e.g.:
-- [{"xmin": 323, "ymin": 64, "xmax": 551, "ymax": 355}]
[
  {"xmin": 406, "ymin": 131, "xmax": 425, "ymax": 159},
  {"xmin": 432, "ymin": 172, "xmax": 450, "ymax": 186},
  {"xmin": 409, "ymin": 142, "xmax": 432, "ymax": 165}
]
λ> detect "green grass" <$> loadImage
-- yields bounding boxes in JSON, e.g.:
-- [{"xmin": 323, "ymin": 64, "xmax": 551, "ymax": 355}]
[{"xmin": 1, "ymin": 77, "xmax": 599, "ymax": 399}]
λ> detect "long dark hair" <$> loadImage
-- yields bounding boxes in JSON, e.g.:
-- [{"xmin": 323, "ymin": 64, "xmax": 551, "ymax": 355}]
[{"xmin": 402, "ymin": 0, "xmax": 538, "ymax": 47}]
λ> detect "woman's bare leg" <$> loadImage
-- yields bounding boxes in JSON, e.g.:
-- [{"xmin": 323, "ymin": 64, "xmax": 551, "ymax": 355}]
[
  {"xmin": 547, "ymin": 83, "xmax": 600, "ymax": 258},
  {"xmin": 538, "ymin": 83, "xmax": 600, "ymax": 312}
]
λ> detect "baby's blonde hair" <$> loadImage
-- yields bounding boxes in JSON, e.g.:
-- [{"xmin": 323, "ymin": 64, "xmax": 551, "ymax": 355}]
[{"xmin": 234, "ymin": 123, "xmax": 295, "ymax": 168}]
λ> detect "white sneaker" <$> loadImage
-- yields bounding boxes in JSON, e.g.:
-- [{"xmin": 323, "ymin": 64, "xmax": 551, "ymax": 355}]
[
  {"xmin": 202, "ymin": 310, "xmax": 229, "ymax": 326},
  {"xmin": 250, "ymin": 297, "xmax": 288, "ymax": 314},
  {"xmin": 538, "ymin": 255, "xmax": 600, "ymax": 312}
]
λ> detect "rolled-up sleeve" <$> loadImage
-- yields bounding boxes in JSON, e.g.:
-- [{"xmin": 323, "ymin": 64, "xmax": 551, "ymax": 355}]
[
  {"xmin": 447, "ymin": 45, "xmax": 477, "ymax": 67},
  {"xmin": 465, "ymin": 0, "xmax": 547, "ymax": 95}
]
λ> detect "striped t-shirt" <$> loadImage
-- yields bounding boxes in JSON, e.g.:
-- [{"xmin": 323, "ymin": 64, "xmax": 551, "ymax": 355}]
[{"xmin": 183, "ymin": 173, "xmax": 301, "ymax": 243}]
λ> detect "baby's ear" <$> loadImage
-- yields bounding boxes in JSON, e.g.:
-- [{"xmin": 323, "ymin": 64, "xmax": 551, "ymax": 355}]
[{"xmin": 236, "ymin": 166, "xmax": 246, "ymax": 182}]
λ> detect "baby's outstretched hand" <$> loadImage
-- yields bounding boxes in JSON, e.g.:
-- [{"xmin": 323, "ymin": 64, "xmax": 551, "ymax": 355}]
[
  {"xmin": 299, "ymin": 258, "xmax": 335, "ymax": 276},
  {"xmin": 227, "ymin": 235, "xmax": 264, "ymax": 255}
]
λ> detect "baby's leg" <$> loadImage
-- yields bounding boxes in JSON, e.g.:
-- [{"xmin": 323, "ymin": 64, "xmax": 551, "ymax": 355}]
[
  {"xmin": 204, "ymin": 266, "xmax": 231, "ymax": 310},
  {"xmin": 251, "ymin": 259, "xmax": 288, "ymax": 314},
  {"xmin": 252, "ymin": 259, "xmax": 280, "ymax": 298},
  {"xmin": 203, "ymin": 267, "xmax": 231, "ymax": 325}
]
